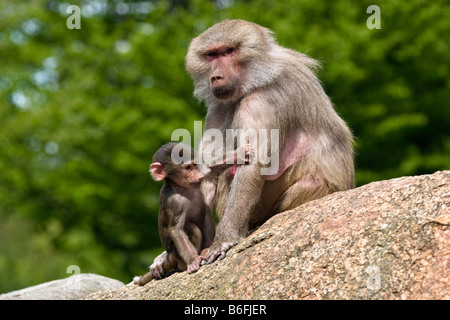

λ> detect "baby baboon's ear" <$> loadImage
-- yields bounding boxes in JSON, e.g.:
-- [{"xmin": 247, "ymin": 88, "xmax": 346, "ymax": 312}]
[{"xmin": 150, "ymin": 162, "xmax": 165, "ymax": 181}]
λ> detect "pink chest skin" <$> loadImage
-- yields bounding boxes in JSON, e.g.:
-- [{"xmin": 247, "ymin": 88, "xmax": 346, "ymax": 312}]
[{"xmin": 228, "ymin": 129, "xmax": 309, "ymax": 181}]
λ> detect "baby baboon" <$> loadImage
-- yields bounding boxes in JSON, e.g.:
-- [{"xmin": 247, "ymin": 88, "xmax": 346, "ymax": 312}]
[{"xmin": 134, "ymin": 143, "xmax": 252, "ymax": 285}]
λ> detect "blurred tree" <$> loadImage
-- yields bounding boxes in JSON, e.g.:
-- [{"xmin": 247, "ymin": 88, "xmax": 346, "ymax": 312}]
[{"xmin": 0, "ymin": 0, "xmax": 448, "ymax": 292}]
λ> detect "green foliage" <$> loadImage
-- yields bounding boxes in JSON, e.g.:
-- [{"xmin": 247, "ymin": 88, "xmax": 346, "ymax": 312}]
[{"xmin": 0, "ymin": 0, "xmax": 448, "ymax": 292}]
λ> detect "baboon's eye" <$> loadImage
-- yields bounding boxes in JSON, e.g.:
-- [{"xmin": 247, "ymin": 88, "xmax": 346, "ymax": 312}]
[{"xmin": 224, "ymin": 47, "xmax": 235, "ymax": 55}]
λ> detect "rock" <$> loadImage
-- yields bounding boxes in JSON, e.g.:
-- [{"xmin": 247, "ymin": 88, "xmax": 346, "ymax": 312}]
[
  {"xmin": 0, "ymin": 273, "xmax": 125, "ymax": 300},
  {"xmin": 87, "ymin": 171, "xmax": 449, "ymax": 300}
]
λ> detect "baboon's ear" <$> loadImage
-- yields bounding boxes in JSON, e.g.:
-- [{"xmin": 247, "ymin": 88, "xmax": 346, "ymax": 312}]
[{"xmin": 150, "ymin": 162, "xmax": 165, "ymax": 181}]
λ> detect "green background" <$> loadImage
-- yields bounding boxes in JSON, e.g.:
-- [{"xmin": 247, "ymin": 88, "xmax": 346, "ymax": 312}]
[{"xmin": 0, "ymin": 0, "xmax": 448, "ymax": 292}]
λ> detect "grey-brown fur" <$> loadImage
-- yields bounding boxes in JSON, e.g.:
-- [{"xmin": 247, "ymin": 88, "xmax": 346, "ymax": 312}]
[{"xmin": 185, "ymin": 19, "xmax": 355, "ymax": 264}]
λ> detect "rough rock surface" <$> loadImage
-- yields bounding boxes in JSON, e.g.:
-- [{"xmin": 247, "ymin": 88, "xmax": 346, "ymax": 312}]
[
  {"xmin": 0, "ymin": 273, "xmax": 125, "ymax": 300},
  {"xmin": 87, "ymin": 171, "xmax": 449, "ymax": 300}
]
